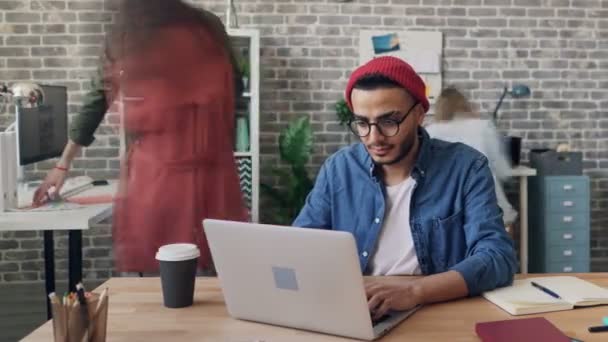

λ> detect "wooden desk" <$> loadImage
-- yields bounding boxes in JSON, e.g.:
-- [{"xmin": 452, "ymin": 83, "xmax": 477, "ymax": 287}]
[
  {"xmin": 23, "ymin": 273, "xmax": 608, "ymax": 341},
  {"xmin": 508, "ymin": 165, "xmax": 537, "ymax": 275}
]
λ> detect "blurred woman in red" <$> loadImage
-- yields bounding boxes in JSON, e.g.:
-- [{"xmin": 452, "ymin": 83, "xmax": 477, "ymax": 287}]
[{"xmin": 105, "ymin": 0, "xmax": 247, "ymax": 274}]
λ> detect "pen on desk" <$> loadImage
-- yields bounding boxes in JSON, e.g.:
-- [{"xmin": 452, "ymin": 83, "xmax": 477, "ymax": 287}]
[
  {"xmin": 588, "ymin": 325, "xmax": 608, "ymax": 333},
  {"xmin": 530, "ymin": 281, "xmax": 562, "ymax": 299}
]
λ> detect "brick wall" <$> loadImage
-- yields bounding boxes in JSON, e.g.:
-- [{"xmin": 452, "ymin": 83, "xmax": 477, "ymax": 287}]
[{"xmin": 0, "ymin": 0, "xmax": 606, "ymax": 282}]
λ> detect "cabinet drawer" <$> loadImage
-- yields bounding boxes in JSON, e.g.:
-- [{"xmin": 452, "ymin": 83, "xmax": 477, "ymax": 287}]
[
  {"xmin": 546, "ymin": 260, "xmax": 589, "ymax": 273},
  {"xmin": 546, "ymin": 177, "xmax": 589, "ymax": 198},
  {"xmin": 546, "ymin": 245, "xmax": 588, "ymax": 262},
  {"xmin": 545, "ymin": 213, "xmax": 589, "ymax": 231},
  {"xmin": 547, "ymin": 197, "xmax": 589, "ymax": 213},
  {"xmin": 548, "ymin": 229, "xmax": 589, "ymax": 245}
]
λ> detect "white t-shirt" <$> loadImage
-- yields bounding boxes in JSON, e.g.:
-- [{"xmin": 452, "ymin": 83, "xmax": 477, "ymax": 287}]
[{"xmin": 369, "ymin": 177, "xmax": 422, "ymax": 276}]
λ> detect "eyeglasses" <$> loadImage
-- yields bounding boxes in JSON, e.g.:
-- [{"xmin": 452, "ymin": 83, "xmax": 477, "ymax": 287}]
[{"xmin": 348, "ymin": 102, "xmax": 419, "ymax": 138}]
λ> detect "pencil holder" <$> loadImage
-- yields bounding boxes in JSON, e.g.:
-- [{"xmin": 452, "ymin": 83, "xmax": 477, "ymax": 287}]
[{"xmin": 50, "ymin": 289, "xmax": 109, "ymax": 342}]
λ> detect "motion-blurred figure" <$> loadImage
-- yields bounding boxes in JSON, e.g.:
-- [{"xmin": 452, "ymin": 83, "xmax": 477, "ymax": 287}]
[
  {"xmin": 426, "ymin": 87, "xmax": 517, "ymax": 227},
  {"xmin": 108, "ymin": 0, "xmax": 247, "ymax": 273}
]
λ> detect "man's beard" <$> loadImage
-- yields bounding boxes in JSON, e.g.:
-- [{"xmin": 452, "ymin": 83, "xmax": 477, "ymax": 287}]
[{"xmin": 369, "ymin": 134, "xmax": 417, "ymax": 166}]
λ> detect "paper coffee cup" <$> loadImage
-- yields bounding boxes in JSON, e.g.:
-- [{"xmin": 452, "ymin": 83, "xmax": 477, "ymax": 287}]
[{"xmin": 156, "ymin": 243, "xmax": 200, "ymax": 308}]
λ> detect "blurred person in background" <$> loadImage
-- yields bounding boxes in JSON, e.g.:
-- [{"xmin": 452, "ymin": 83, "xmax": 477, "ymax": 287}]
[
  {"xmin": 34, "ymin": 0, "xmax": 247, "ymax": 274},
  {"xmin": 425, "ymin": 87, "xmax": 517, "ymax": 231}
]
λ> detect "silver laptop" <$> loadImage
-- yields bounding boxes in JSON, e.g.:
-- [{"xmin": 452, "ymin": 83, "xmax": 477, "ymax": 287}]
[{"xmin": 203, "ymin": 219, "xmax": 419, "ymax": 340}]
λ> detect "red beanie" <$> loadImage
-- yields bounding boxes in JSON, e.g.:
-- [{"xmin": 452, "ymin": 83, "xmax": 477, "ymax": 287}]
[{"xmin": 345, "ymin": 56, "xmax": 429, "ymax": 113}]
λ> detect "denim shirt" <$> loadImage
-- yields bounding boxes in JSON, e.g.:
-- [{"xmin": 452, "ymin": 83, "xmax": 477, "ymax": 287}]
[{"xmin": 293, "ymin": 128, "xmax": 517, "ymax": 296}]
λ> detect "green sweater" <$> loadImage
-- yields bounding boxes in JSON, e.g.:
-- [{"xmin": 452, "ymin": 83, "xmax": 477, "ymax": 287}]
[{"xmin": 69, "ymin": 75, "xmax": 107, "ymax": 147}]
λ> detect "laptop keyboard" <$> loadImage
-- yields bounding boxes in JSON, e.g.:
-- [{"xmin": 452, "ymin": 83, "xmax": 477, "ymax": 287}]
[{"xmin": 371, "ymin": 313, "xmax": 392, "ymax": 326}]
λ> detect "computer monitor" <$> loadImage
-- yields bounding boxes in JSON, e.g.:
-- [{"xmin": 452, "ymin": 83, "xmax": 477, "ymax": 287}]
[{"xmin": 18, "ymin": 85, "xmax": 68, "ymax": 165}]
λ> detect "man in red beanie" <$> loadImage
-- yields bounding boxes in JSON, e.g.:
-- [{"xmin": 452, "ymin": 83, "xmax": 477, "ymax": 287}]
[{"xmin": 294, "ymin": 56, "xmax": 517, "ymax": 320}]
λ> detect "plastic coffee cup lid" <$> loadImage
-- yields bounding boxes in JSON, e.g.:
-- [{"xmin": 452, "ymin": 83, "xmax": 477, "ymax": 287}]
[{"xmin": 155, "ymin": 243, "xmax": 200, "ymax": 262}]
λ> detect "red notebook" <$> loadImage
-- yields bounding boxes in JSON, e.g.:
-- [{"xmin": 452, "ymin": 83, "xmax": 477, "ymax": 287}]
[{"xmin": 476, "ymin": 317, "xmax": 571, "ymax": 342}]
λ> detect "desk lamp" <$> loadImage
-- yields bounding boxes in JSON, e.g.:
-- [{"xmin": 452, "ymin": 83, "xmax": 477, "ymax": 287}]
[
  {"xmin": 492, "ymin": 84, "xmax": 531, "ymax": 122},
  {"xmin": 492, "ymin": 84, "xmax": 531, "ymax": 166}
]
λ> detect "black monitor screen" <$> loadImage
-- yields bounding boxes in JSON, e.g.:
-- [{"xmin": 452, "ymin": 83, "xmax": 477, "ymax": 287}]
[{"xmin": 18, "ymin": 85, "xmax": 68, "ymax": 165}]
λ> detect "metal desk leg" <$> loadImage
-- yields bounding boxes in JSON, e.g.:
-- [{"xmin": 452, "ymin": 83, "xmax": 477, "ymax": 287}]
[
  {"xmin": 519, "ymin": 176, "xmax": 529, "ymax": 274},
  {"xmin": 43, "ymin": 231, "xmax": 55, "ymax": 320},
  {"xmin": 68, "ymin": 230, "xmax": 83, "ymax": 292}
]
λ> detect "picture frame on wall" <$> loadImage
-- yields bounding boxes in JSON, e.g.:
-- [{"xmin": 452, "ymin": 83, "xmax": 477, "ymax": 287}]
[{"xmin": 359, "ymin": 30, "xmax": 443, "ymax": 104}]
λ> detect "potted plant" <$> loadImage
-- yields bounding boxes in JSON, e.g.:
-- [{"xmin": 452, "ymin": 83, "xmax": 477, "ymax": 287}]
[
  {"xmin": 335, "ymin": 98, "xmax": 354, "ymax": 143},
  {"xmin": 261, "ymin": 116, "xmax": 314, "ymax": 225}
]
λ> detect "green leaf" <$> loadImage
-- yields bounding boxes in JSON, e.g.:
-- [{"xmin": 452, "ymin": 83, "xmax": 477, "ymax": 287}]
[
  {"xmin": 261, "ymin": 183, "xmax": 291, "ymax": 224},
  {"xmin": 279, "ymin": 116, "xmax": 313, "ymax": 167},
  {"xmin": 335, "ymin": 99, "xmax": 353, "ymax": 126},
  {"xmin": 260, "ymin": 183, "xmax": 285, "ymax": 207},
  {"xmin": 271, "ymin": 168, "xmax": 291, "ymax": 185},
  {"xmin": 262, "ymin": 116, "xmax": 315, "ymax": 225}
]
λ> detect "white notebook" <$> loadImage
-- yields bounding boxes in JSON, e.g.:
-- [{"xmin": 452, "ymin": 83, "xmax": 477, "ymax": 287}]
[{"xmin": 482, "ymin": 276, "xmax": 608, "ymax": 315}]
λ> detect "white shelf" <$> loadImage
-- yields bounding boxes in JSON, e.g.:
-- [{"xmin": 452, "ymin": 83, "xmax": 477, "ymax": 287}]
[
  {"xmin": 234, "ymin": 152, "xmax": 252, "ymax": 157},
  {"xmin": 229, "ymin": 28, "xmax": 260, "ymax": 223}
]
